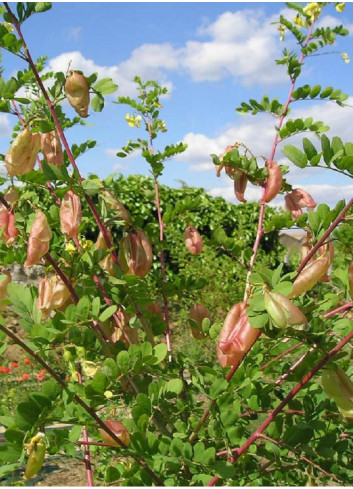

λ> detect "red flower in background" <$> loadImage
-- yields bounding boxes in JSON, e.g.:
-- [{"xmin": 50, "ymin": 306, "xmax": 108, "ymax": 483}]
[
  {"xmin": 24, "ymin": 357, "xmax": 31, "ymax": 365},
  {"xmin": 22, "ymin": 373, "xmax": 30, "ymax": 380},
  {"xmin": 12, "ymin": 362, "xmax": 19, "ymax": 368}
]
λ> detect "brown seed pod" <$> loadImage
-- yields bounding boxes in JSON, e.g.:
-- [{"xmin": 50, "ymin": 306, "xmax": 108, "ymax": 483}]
[
  {"xmin": 118, "ymin": 229, "xmax": 153, "ymax": 278},
  {"xmin": 184, "ymin": 226, "xmax": 203, "ymax": 255},
  {"xmin": 41, "ymin": 131, "xmax": 64, "ymax": 167},
  {"xmin": 99, "ymin": 419, "xmax": 130, "ymax": 448},
  {"xmin": 234, "ymin": 173, "xmax": 248, "ymax": 203},
  {"xmin": 65, "ymin": 71, "xmax": 90, "ymax": 118},
  {"xmin": 261, "ymin": 160, "xmax": 282, "ymax": 204},
  {"xmin": 37, "ymin": 275, "xmax": 71, "ymax": 318},
  {"xmin": 95, "ymin": 229, "xmax": 115, "ymax": 276},
  {"xmin": 285, "ymin": 188, "xmax": 316, "ymax": 219},
  {"xmin": 5, "ymin": 128, "xmax": 41, "ymax": 177},
  {"xmin": 289, "ymin": 256, "xmax": 330, "ymax": 298},
  {"xmin": 189, "ymin": 303, "xmax": 210, "ymax": 339},
  {"xmin": 217, "ymin": 302, "xmax": 259, "ymax": 368}
]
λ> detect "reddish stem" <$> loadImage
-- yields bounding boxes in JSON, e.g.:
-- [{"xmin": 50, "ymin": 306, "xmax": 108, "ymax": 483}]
[
  {"xmin": 274, "ymin": 346, "xmax": 315, "ymax": 386},
  {"xmin": 324, "ymin": 300, "xmax": 353, "ymax": 318},
  {"xmin": 77, "ymin": 366, "xmax": 94, "ymax": 487},
  {"xmin": 207, "ymin": 324, "xmax": 353, "ymax": 486},
  {"xmin": 0, "ymin": 320, "xmax": 164, "ymax": 486},
  {"xmin": 260, "ymin": 342, "xmax": 304, "ymax": 371},
  {"xmin": 77, "ymin": 441, "xmax": 111, "ymax": 447}
]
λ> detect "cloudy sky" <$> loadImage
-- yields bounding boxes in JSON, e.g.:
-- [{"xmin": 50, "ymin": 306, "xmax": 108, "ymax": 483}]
[{"xmin": 1, "ymin": 2, "xmax": 353, "ymax": 208}]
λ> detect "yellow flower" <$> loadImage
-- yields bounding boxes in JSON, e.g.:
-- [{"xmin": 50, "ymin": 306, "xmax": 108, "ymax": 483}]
[
  {"xmin": 303, "ymin": 2, "xmax": 322, "ymax": 21},
  {"xmin": 278, "ymin": 24, "xmax": 286, "ymax": 41},
  {"xmin": 65, "ymin": 242, "xmax": 76, "ymax": 254},
  {"xmin": 125, "ymin": 113, "xmax": 142, "ymax": 128},
  {"xmin": 336, "ymin": 2, "xmax": 346, "ymax": 12},
  {"xmin": 293, "ymin": 14, "xmax": 305, "ymax": 28},
  {"xmin": 342, "ymin": 52, "xmax": 350, "ymax": 63},
  {"xmin": 104, "ymin": 390, "xmax": 114, "ymax": 399}
]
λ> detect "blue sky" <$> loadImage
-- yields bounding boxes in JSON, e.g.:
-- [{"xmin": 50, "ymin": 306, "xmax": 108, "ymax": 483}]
[{"xmin": 1, "ymin": 2, "xmax": 353, "ymax": 208}]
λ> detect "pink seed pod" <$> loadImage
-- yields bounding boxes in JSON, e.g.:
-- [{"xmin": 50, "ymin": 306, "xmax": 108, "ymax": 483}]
[
  {"xmin": 285, "ymin": 188, "xmax": 316, "ymax": 219},
  {"xmin": 4, "ymin": 187, "xmax": 19, "ymax": 208},
  {"xmin": 65, "ymin": 71, "xmax": 90, "ymax": 118},
  {"xmin": 25, "ymin": 211, "xmax": 52, "ymax": 267},
  {"xmin": 234, "ymin": 173, "xmax": 248, "ymax": 203},
  {"xmin": 60, "ymin": 191, "xmax": 82, "ymax": 239},
  {"xmin": 95, "ymin": 229, "xmax": 116, "ymax": 276},
  {"xmin": 217, "ymin": 302, "xmax": 259, "ymax": 368},
  {"xmin": 0, "ymin": 207, "xmax": 18, "ymax": 246},
  {"xmin": 189, "ymin": 303, "xmax": 210, "ymax": 339},
  {"xmin": 0, "ymin": 270, "xmax": 11, "ymax": 310},
  {"xmin": 37, "ymin": 275, "xmax": 71, "ymax": 318},
  {"xmin": 99, "ymin": 419, "xmax": 130, "ymax": 448},
  {"xmin": 5, "ymin": 128, "xmax": 41, "ymax": 177},
  {"xmin": 289, "ymin": 256, "xmax": 330, "ymax": 298},
  {"xmin": 118, "ymin": 229, "xmax": 153, "ymax": 278},
  {"xmin": 184, "ymin": 226, "xmax": 203, "ymax": 255},
  {"xmin": 41, "ymin": 131, "xmax": 64, "ymax": 167},
  {"xmin": 101, "ymin": 309, "xmax": 139, "ymax": 346},
  {"xmin": 261, "ymin": 160, "xmax": 283, "ymax": 204}
]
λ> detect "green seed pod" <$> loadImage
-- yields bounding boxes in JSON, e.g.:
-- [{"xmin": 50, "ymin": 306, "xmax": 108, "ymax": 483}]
[
  {"xmin": 264, "ymin": 290, "xmax": 307, "ymax": 330},
  {"xmin": 289, "ymin": 256, "xmax": 330, "ymax": 298},
  {"xmin": 322, "ymin": 368, "xmax": 353, "ymax": 419},
  {"xmin": 24, "ymin": 439, "xmax": 46, "ymax": 479}
]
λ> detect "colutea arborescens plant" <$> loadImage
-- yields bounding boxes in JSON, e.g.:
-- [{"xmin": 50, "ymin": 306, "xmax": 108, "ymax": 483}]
[{"xmin": 0, "ymin": 2, "xmax": 353, "ymax": 486}]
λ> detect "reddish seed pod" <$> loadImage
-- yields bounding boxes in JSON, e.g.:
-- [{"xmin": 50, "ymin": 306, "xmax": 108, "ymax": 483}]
[
  {"xmin": 0, "ymin": 207, "xmax": 18, "ymax": 246},
  {"xmin": 217, "ymin": 302, "xmax": 259, "ymax": 368},
  {"xmin": 25, "ymin": 211, "xmax": 52, "ymax": 267},
  {"xmin": 101, "ymin": 308, "xmax": 139, "ymax": 346},
  {"xmin": 4, "ymin": 187, "xmax": 19, "ymax": 208},
  {"xmin": 118, "ymin": 229, "xmax": 153, "ymax": 278},
  {"xmin": 37, "ymin": 275, "xmax": 71, "ymax": 318},
  {"xmin": 41, "ymin": 131, "xmax": 64, "ymax": 167},
  {"xmin": 184, "ymin": 226, "xmax": 203, "ymax": 255},
  {"xmin": 289, "ymin": 256, "xmax": 330, "ymax": 298},
  {"xmin": 65, "ymin": 71, "xmax": 90, "ymax": 118},
  {"xmin": 60, "ymin": 191, "xmax": 82, "ymax": 240},
  {"xmin": 189, "ymin": 303, "xmax": 210, "ymax": 339},
  {"xmin": 234, "ymin": 173, "xmax": 248, "ymax": 203},
  {"xmin": 261, "ymin": 160, "xmax": 282, "ymax": 204},
  {"xmin": 285, "ymin": 188, "xmax": 316, "ymax": 219},
  {"xmin": 99, "ymin": 419, "xmax": 130, "ymax": 448},
  {"xmin": 95, "ymin": 229, "xmax": 115, "ymax": 276},
  {"xmin": 5, "ymin": 128, "xmax": 41, "ymax": 177}
]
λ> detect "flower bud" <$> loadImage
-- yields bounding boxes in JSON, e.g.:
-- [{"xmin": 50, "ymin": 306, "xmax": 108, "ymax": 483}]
[
  {"xmin": 261, "ymin": 160, "xmax": 282, "ymax": 204},
  {"xmin": 0, "ymin": 207, "xmax": 18, "ymax": 246},
  {"xmin": 184, "ymin": 226, "xmax": 203, "ymax": 255},
  {"xmin": 99, "ymin": 419, "xmax": 130, "ymax": 448},
  {"xmin": 289, "ymin": 256, "xmax": 330, "ymax": 298},
  {"xmin": 99, "ymin": 189, "xmax": 130, "ymax": 223},
  {"xmin": 25, "ymin": 211, "xmax": 52, "ymax": 267},
  {"xmin": 65, "ymin": 71, "xmax": 90, "ymax": 118},
  {"xmin": 0, "ymin": 270, "xmax": 11, "ymax": 310},
  {"xmin": 217, "ymin": 302, "xmax": 259, "ymax": 368},
  {"xmin": 5, "ymin": 128, "xmax": 41, "ymax": 177},
  {"xmin": 95, "ymin": 229, "xmax": 115, "ymax": 275},
  {"xmin": 189, "ymin": 303, "xmax": 210, "ymax": 339},
  {"xmin": 60, "ymin": 191, "xmax": 82, "ymax": 239},
  {"xmin": 322, "ymin": 368, "xmax": 353, "ymax": 419},
  {"xmin": 264, "ymin": 290, "xmax": 308, "ymax": 330},
  {"xmin": 118, "ymin": 229, "xmax": 153, "ymax": 278},
  {"xmin": 234, "ymin": 173, "xmax": 248, "ymax": 203},
  {"xmin": 41, "ymin": 131, "xmax": 64, "ymax": 167}
]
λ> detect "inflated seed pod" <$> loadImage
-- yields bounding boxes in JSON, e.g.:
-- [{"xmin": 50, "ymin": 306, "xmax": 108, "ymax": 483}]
[
  {"xmin": 217, "ymin": 302, "xmax": 259, "ymax": 368},
  {"xmin": 24, "ymin": 438, "xmax": 46, "ymax": 479},
  {"xmin": 41, "ymin": 131, "xmax": 64, "ymax": 167},
  {"xmin": 234, "ymin": 173, "xmax": 248, "ymax": 203},
  {"xmin": 0, "ymin": 207, "xmax": 18, "ymax": 246},
  {"xmin": 184, "ymin": 226, "xmax": 203, "ymax": 255},
  {"xmin": 37, "ymin": 275, "xmax": 71, "ymax": 318},
  {"xmin": 289, "ymin": 256, "xmax": 330, "ymax": 298},
  {"xmin": 95, "ymin": 229, "xmax": 115, "ymax": 276},
  {"xmin": 189, "ymin": 303, "xmax": 210, "ymax": 339},
  {"xmin": 322, "ymin": 368, "xmax": 353, "ymax": 419},
  {"xmin": 118, "ymin": 229, "xmax": 153, "ymax": 278},
  {"xmin": 264, "ymin": 290, "xmax": 308, "ymax": 330},
  {"xmin": 60, "ymin": 191, "xmax": 82, "ymax": 239},
  {"xmin": 24, "ymin": 211, "xmax": 52, "ymax": 267},
  {"xmin": 5, "ymin": 128, "xmax": 41, "ymax": 177},
  {"xmin": 348, "ymin": 262, "xmax": 353, "ymax": 299},
  {"xmin": 261, "ymin": 160, "xmax": 282, "ymax": 204},
  {"xmin": 99, "ymin": 189, "xmax": 130, "ymax": 223},
  {"xmin": 65, "ymin": 71, "xmax": 90, "ymax": 118},
  {"xmin": 99, "ymin": 419, "xmax": 130, "ymax": 448}
]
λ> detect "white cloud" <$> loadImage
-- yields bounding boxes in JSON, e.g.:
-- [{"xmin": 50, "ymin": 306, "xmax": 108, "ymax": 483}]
[{"xmin": 0, "ymin": 114, "xmax": 12, "ymax": 138}]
